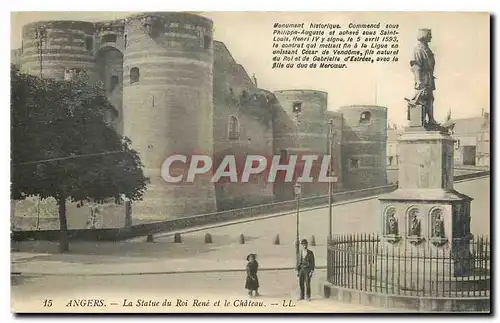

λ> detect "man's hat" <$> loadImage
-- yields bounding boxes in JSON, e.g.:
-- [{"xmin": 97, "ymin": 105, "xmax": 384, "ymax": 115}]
[
  {"xmin": 300, "ymin": 239, "xmax": 308, "ymax": 245},
  {"xmin": 417, "ymin": 28, "xmax": 432, "ymax": 41},
  {"xmin": 246, "ymin": 253, "xmax": 257, "ymax": 261}
]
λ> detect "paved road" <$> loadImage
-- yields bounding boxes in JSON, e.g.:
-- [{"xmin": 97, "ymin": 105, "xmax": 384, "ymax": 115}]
[
  {"xmin": 11, "ymin": 270, "xmax": 405, "ymax": 313},
  {"xmin": 11, "ymin": 177, "xmax": 490, "ymax": 275}
]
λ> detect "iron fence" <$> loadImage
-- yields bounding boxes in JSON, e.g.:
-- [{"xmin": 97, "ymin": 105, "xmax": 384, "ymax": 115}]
[{"xmin": 327, "ymin": 234, "xmax": 490, "ymax": 298}]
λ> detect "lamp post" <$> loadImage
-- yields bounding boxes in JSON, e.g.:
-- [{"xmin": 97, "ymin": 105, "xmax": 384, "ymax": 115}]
[
  {"xmin": 292, "ymin": 101, "xmax": 302, "ymax": 263},
  {"xmin": 327, "ymin": 119, "xmax": 339, "ymax": 240},
  {"xmin": 294, "ymin": 182, "xmax": 302, "ymax": 263},
  {"xmin": 34, "ymin": 28, "xmax": 47, "ymax": 78},
  {"xmin": 121, "ymin": 194, "xmax": 132, "ymax": 228},
  {"xmin": 327, "ymin": 119, "xmax": 334, "ymax": 241}
]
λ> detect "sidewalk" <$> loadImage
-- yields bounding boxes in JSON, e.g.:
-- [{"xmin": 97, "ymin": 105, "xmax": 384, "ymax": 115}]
[
  {"xmin": 11, "ymin": 235, "xmax": 328, "ymax": 276},
  {"xmin": 11, "ymin": 176, "xmax": 489, "ymax": 276},
  {"xmin": 12, "ymin": 256, "xmax": 326, "ymax": 276}
]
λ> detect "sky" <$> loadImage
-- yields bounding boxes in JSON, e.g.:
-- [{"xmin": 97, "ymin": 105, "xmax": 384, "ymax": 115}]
[{"xmin": 10, "ymin": 11, "xmax": 490, "ymax": 126}]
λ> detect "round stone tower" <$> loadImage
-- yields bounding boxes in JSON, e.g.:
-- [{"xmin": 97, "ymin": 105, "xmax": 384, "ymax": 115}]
[
  {"xmin": 21, "ymin": 21, "xmax": 96, "ymax": 80},
  {"xmin": 272, "ymin": 90, "xmax": 330, "ymax": 198},
  {"xmin": 273, "ymin": 90, "xmax": 328, "ymax": 154},
  {"xmin": 123, "ymin": 12, "xmax": 216, "ymax": 219},
  {"xmin": 339, "ymin": 105, "xmax": 388, "ymax": 190},
  {"xmin": 325, "ymin": 110, "xmax": 344, "ymax": 191},
  {"xmin": 94, "ymin": 20, "xmax": 126, "ymax": 135}
]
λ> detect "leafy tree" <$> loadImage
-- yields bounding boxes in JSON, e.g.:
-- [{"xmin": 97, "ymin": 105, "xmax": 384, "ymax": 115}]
[{"xmin": 11, "ymin": 65, "xmax": 149, "ymax": 252}]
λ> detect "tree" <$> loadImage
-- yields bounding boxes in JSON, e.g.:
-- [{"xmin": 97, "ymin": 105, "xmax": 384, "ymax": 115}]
[{"xmin": 11, "ymin": 65, "xmax": 149, "ymax": 252}]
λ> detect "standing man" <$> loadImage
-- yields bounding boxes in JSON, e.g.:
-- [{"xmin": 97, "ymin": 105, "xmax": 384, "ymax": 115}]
[{"xmin": 296, "ymin": 239, "xmax": 315, "ymax": 301}]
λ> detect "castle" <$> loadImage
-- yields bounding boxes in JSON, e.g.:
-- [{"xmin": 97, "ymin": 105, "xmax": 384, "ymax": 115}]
[{"xmin": 12, "ymin": 12, "xmax": 388, "ymax": 224}]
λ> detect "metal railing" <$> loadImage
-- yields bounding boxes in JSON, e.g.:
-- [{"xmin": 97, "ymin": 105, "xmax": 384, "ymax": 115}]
[{"xmin": 327, "ymin": 234, "xmax": 490, "ymax": 298}]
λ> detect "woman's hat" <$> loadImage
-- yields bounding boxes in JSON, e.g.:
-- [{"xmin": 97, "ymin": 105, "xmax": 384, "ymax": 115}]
[{"xmin": 246, "ymin": 253, "xmax": 257, "ymax": 261}]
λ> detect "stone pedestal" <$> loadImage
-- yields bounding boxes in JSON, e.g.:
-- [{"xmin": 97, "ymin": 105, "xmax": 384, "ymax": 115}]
[
  {"xmin": 378, "ymin": 128, "xmax": 474, "ymax": 277},
  {"xmin": 352, "ymin": 255, "xmax": 487, "ymax": 295},
  {"xmin": 408, "ymin": 104, "xmax": 425, "ymax": 128}
]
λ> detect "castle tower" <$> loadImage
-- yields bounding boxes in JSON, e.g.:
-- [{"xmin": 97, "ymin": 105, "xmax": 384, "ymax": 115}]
[
  {"xmin": 339, "ymin": 105, "xmax": 388, "ymax": 190},
  {"xmin": 20, "ymin": 21, "xmax": 96, "ymax": 80},
  {"xmin": 122, "ymin": 12, "xmax": 217, "ymax": 220},
  {"xmin": 272, "ymin": 90, "xmax": 330, "ymax": 200},
  {"xmin": 94, "ymin": 20, "xmax": 126, "ymax": 135}
]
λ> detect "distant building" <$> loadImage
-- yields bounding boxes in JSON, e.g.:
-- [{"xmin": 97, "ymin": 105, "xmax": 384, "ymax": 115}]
[
  {"xmin": 451, "ymin": 112, "xmax": 490, "ymax": 166},
  {"xmin": 387, "ymin": 128, "xmax": 402, "ymax": 168},
  {"xmin": 385, "ymin": 113, "xmax": 490, "ymax": 169},
  {"xmin": 475, "ymin": 112, "xmax": 490, "ymax": 167}
]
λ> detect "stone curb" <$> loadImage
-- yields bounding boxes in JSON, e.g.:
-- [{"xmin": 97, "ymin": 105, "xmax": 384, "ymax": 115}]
[
  {"xmin": 11, "ymin": 266, "xmax": 327, "ymax": 277},
  {"xmin": 138, "ymin": 195, "xmax": 377, "ymax": 241}
]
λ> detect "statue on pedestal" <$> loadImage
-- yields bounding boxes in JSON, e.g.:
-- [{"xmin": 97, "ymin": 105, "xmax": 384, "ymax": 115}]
[
  {"xmin": 431, "ymin": 209, "xmax": 445, "ymax": 238},
  {"xmin": 406, "ymin": 29, "xmax": 440, "ymax": 129},
  {"xmin": 385, "ymin": 209, "xmax": 399, "ymax": 235},
  {"xmin": 252, "ymin": 74, "xmax": 258, "ymax": 88},
  {"xmin": 410, "ymin": 213, "xmax": 421, "ymax": 236},
  {"xmin": 384, "ymin": 207, "xmax": 401, "ymax": 244}
]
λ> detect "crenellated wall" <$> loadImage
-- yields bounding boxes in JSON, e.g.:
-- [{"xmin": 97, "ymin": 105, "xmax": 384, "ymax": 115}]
[
  {"xmin": 272, "ymin": 90, "xmax": 331, "ymax": 200},
  {"xmin": 21, "ymin": 21, "xmax": 97, "ymax": 80},
  {"xmin": 339, "ymin": 105, "xmax": 388, "ymax": 190},
  {"xmin": 13, "ymin": 13, "xmax": 388, "ymax": 227},
  {"xmin": 122, "ymin": 12, "xmax": 217, "ymax": 220},
  {"xmin": 212, "ymin": 41, "xmax": 274, "ymax": 210}
]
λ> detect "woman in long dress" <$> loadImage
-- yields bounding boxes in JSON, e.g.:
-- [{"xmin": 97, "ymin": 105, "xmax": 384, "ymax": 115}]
[{"xmin": 245, "ymin": 253, "xmax": 259, "ymax": 297}]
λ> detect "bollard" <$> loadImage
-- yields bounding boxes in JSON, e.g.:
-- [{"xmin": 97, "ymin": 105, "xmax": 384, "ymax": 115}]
[
  {"xmin": 273, "ymin": 234, "xmax": 280, "ymax": 245},
  {"xmin": 310, "ymin": 235, "xmax": 316, "ymax": 246},
  {"xmin": 239, "ymin": 234, "xmax": 245, "ymax": 244},
  {"xmin": 146, "ymin": 234, "xmax": 154, "ymax": 243},
  {"xmin": 205, "ymin": 233, "xmax": 213, "ymax": 244},
  {"xmin": 174, "ymin": 233, "xmax": 182, "ymax": 243}
]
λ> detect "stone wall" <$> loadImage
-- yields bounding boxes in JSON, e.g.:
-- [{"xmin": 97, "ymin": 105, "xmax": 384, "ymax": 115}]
[
  {"xmin": 122, "ymin": 12, "xmax": 217, "ymax": 220},
  {"xmin": 21, "ymin": 21, "xmax": 96, "ymax": 80},
  {"xmin": 12, "ymin": 184, "xmax": 397, "ymax": 241},
  {"xmin": 272, "ymin": 90, "xmax": 333, "ymax": 200},
  {"xmin": 212, "ymin": 41, "xmax": 274, "ymax": 210},
  {"xmin": 11, "ymin": 197, "xmax": 126, "ymax": 230},
  {"xmin": 339, "ymin": 105, "xmax": 388, "ymax": 190}
]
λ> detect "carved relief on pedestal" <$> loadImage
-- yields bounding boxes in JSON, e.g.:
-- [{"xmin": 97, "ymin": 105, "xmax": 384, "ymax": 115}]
[
  {"xmin": 429, "ymin": 207, "xmax": 447, "ymax": 247},
  {"xmin": 406, "ymin": 206, "xmax": 425, "ymax": 245},
  {"xmin": 383, "ymin": 206, "xmax": 401, "ymax": 244}
]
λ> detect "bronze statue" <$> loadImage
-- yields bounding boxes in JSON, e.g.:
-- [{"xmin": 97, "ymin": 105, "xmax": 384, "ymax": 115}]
[
  {"xmin": 252, "ymin": 74, "xmax": 258, "ymax": 88},
  {"xmin": 385, "ymin": 209, "xmax": 398, "ymax": 235},
  {"xmin": 407, "ymin": 29, "xmax": 439, "ymax": 127}
]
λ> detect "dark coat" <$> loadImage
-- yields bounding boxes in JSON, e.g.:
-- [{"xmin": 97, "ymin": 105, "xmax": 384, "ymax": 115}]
[
  {"xmin": 297, "ymin": 249, "xmax": 315, "ymax": 272},
  {"xmin": 245, "ymin": 260, "xmax": 259, "ymax": 290}
]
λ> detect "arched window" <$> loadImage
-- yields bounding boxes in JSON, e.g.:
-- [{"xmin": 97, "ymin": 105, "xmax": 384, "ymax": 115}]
[
  {"xmin": 110, "ymin": 75, "xmax": 119, "ymax": 92},
  {"xmin": 359, "ymin": 111, "xmax": 371, "ymax": 124},
  {"xmin": 130, "ymin": 67, "xmax": 140, "ymax": 84},
  {"xmin": 228, "ymin": 116, "xmax": 239, "ymax": 141}
]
